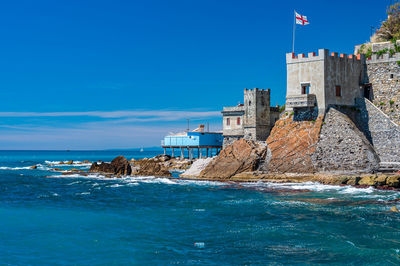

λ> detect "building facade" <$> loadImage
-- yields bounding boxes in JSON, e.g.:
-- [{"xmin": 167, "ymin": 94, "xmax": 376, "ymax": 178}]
[
  {"xmin": 286, "ymin": 49, "xmax": 366, "ymax": 118},
  {"xmin": 222, "ymin": 88, "xmax": 280, "ymax": 146}
]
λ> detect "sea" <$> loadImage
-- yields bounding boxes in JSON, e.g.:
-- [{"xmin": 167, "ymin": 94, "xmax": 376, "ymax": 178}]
[{"xmin": 1, "ymin": 150, "xmax": 400, "ymax": 265}]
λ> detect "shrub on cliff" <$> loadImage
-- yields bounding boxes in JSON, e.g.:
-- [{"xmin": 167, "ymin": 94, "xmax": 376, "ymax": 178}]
[{"xmin": 376, "ymin": 2, "xmax": 400, "ymax": 41}]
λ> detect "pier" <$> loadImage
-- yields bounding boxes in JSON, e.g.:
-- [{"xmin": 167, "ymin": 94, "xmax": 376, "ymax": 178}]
[{"xmin": 161, "ymin": 125, "xmax": 223, "ymax": 159}]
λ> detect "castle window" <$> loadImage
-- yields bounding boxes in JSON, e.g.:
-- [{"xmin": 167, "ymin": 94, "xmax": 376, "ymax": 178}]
[
  {"xmin": 336, "ymin": 85, "xmax": 342, "ymax": 97},
  {"xmin": 390, "ymin": 74, "xmax": 394, "ymax": 79},
  {"xmin": 226, "ymin": 118, "xmax": 230, "ymax": 126},
  {"xmin": 301, "ymin": 84, "xmax": 310, "ymax": 95},
  {"xmin": 237, "ymin": 117, "xmax": 241, "ymax": 125},
  {"xmin": 249, "ymin": 101, "xmax": 252, "ymax": 106}
]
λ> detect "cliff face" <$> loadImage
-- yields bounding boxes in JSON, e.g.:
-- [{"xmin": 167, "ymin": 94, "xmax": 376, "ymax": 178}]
[
  {"xmin": 186, "ymin": 108, "xmax": 385, "ymax": 180},
  {"xmin": 260, "ymin": 115, "xmax": 323, "ymax": 173}
]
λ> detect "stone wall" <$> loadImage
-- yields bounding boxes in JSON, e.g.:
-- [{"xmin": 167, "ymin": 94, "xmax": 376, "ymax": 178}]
[
  {"xmin": 355, "ymin": 98, "xmax": 400, "ymax": 164},
  {"xmin": 367, "ymin": 62, "xmax": 400, "ymax": 125},
  {"xmin": 311, "ymin": 108, "xmax": 380, "ymax": 172}
]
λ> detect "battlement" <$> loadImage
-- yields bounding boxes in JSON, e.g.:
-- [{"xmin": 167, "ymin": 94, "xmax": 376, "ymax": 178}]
[
  {"xmin": 244, "ymin": 88, "xmax": 271, "ymax": 95},
  {"xmin": 287, "ymin": 49, "xmax": 364, "ymax": 64}
]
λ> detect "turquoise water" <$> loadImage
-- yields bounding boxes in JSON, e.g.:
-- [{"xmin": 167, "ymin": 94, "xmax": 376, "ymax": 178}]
[{"xmin": 1, "ymin": 151, "xmax": 400, "ymax": 265}]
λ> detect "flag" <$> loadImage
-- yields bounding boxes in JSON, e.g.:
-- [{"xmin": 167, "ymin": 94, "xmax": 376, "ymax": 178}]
[{"xmin": 295, "ymin": 11, "xmax": 309, "ymax": 25}]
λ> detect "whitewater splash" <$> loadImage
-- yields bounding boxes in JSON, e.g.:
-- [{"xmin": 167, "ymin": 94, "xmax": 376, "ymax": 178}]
[
  {"xmin": 45, "ymin": 160, "xmax": 93, "ymax": 167},
  {"xmin": 48, "ymin": 172, "xmax": 225, "ymax": 187}
]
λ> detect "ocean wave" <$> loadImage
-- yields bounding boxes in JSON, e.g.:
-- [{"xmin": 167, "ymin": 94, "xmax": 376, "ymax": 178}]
[
  {"xmin": 46, "ymin": 172, "xmax": 225, "ymax": 187},
  {"xmin": 0, "ymin": 166, "xmax": 33, "ymax": 170},
  {"xmin": 44, "ymin": 160, "xmax": 93, "ymax": 167}
]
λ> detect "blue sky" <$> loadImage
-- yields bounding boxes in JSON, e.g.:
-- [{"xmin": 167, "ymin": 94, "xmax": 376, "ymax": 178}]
[{"xmin": 0, "ymin": 0, "xmax": 389, "ymax": 149}]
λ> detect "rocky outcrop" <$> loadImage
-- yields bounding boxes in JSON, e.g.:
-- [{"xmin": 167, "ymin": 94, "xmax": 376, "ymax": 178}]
[
  {"xmin": 132, "ymin": 157, "xmax": 172, "ymax": 177},
  {"xmin": 226, "ymin": 171, "xmax": 400, "ymax": 188},
  {"xmin": 198, "ymin": 139, "xmax": 268, "ymax": 179},
  {"xmin": 180, "ymin": 158, "xmax": 214, "ymax": 178},
  {"xmin": 89, "ymin": 156, "xmax": 132, "ymax": 176},
  {"xmin": 312, "ymin": 108, "xmax": 380, "ymax": 172},
  {"xmin": 261, "ymin": 115, "xmax": 323, "ymax": 173}
]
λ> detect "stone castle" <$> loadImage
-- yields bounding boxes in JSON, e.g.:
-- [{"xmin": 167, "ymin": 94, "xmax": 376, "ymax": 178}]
[
  {"xmin": 222, "ymin": 88, "xmax": 280, "ymax": 146},
  {"xmin": 222, "ymin": 42, "xmax": 400, "ymax": 170}
]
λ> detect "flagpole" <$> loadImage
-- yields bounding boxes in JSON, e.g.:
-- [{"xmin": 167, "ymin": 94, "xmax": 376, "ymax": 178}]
[{"xmin": 292, "ymin": 10, "xmax": 296, "ymax": 53}]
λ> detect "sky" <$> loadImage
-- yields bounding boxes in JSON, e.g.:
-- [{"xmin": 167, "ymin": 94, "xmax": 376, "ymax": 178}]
[{"xmin": 0, "ymin": 0, "xmax": 390, "ymax": 150}]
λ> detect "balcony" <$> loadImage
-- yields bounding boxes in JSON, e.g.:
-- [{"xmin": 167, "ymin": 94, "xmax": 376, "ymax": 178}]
[{"xmin": 286, "ymin": 94, "xmax": 316, "ymax": 108}]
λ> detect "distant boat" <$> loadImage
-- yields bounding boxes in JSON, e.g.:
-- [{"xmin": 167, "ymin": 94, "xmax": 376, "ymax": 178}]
[{"xmin": 140, "ymin": 147, "xmax": 144, "ymax": 152}]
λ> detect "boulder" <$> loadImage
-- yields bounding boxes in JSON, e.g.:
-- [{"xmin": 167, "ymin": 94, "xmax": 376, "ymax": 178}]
[
  {"xmin": 52, "ymin": 168, "xmax": 64, "ymax": 172},
  {"xmin": 386, "ymin": 176, "xmax": 400, "ymax": 188},
  {"xmin": 199, "ymin": 139, "xmax": 268, "ymax": 179},
  {"xmin": 346, "ymin": 176, "xmax": 361, "ymax": 186},
  {"xmin": 390, "ymin": 206, "xmax": 400, "ymax": 212},
  {"xmin": 154, "ymin": 154, "xmax": 172, "ymax": 162},
  {"xmin": 131, "ymin": 158, "xmax": 172, "ymax": 177},
  {"xmin": 359, "ymin": 176, "xmax": 377, "ymax": 186},
  {"xmin": 29, "ymin": 165, "xmax": 37, "ymax": 169},
  {"xmin": 89, "ymin": 156, "xmax": 132, "ymax": 176},
  {"xmin": 66, "ymin": 160, "xmax": 74, "ymax": 165}
]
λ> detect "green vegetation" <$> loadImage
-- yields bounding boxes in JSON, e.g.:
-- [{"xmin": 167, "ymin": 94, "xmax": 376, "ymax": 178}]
[
  {"xmin": 279, "ymin": 104, "xmax": 286, "ymax": 113},
  {"xmin": 376, "ymin": 48, "xmax": 389, "ymax": 56},
  {"xmin": 365, "ymin": 47, "xmax": 373, "ymax": 58},
  {"xmin": 380, "ymin": 102, "xmax": 386, "ymax": 106},
  {"xmin": 377, "ymin": 2, "xmax": 400, "ymax": 41},
  {"xmin": 390, "ymin": 100, "xmax": 395, "ymax": 105}
]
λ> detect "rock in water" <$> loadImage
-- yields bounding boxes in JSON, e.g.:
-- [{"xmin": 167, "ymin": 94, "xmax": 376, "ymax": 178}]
[
  {"xmin": 89, "ymin": 156, "xmax": 131, "ymax": 176},
  {"xmin": 131, "ymin": 158, "xmax": 172, "ymax": 177},
  {"xmin": 390, "ymin": 206, "xmax": 399, "ymax": 212},
  {"xmin": 66, "ymin": 160, "xmax": 74, "ymax": 165},
  {"xmin": 111, "ymin": 156, "xmax": 132, "ymax": 175},
  {"xmin": 199, "ymin": 139, "xmax": 268, "ymax": 179},
  {"xmin": 29, "ymin": 165, "xmax": 37, "ymax": 169}
]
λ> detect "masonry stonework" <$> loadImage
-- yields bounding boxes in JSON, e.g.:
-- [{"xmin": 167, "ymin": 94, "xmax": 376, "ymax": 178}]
[
  {"xmin": 222, "ymin": 88, "xmax": 280, "ymax": 147},
  {"xmin": 366, "ymin": 62, "xmax": 400, "ymax": 125}
]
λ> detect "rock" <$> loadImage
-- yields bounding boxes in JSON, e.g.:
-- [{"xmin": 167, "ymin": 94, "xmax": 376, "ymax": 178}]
[
  {"xmin": 29, "ymin": 165, "xmax": 37, "ymax": 169},
  {"xmin": 131, "ymin": 158, "xmax": 171, "ymax": 177},
  {"xmin": 346, "ymin": 176, "xmax": 361, "ymax": 186},
  {"xmin": 111, "ymin": 156, "xmax": 132, "ymax": 175},
  {"xmin": 181, "ymin": 158, "xmax": 214, "ymax": 178},
  {"xmin": 66, "ymin": 160, "xmax": 74, "ymax": 165},
  {"xmin": 386, "ymin": 176, "xmax": 400, "ymax": 188},
  {"xmin": 80, "ymin": 160, "xmax": 91, "ymax": 164},
  {"xmin": 375, "ymin": 175, "xmax": 387, "ymax": 186},
  {"xmin": 390, "ymin": 206, "xmax": 400, "ymax": 212},
  {"xmin": 199, "ymin": 139, "xmax": 268, "ymax": 179},
  {"xmin": 89, "ymin": 156, "xmax": 132, "ymax": 176},
  {"xmin": 58, "ymin": 161, "xmax": 65, "ymax": 165},
  {"xmin": 62, "ymin": 172, "xmax": 76, "ymax": 175},
  {"xmin": 52, "ymin": 168, "xmax": 64, "ymax": 172},
  {"xmin": 154, "ymin": 154, "xmax": 172, "ymax": 162},
  {"xmin": 68, "ymin": 168, "xmax": 81, "ymax": 172},
  {"xmin": 359, "ymin": 176, "xmax": 377, "ymax": 186},
  {"xmin": 262, "ymin": 116, "xmax": 323, "ymax": 173}
]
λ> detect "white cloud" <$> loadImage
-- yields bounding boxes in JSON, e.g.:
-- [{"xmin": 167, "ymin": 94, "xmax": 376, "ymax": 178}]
[{"xmin": 0, "ymin": 110, "xmax": 221, "ymax": 120}]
